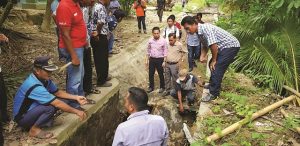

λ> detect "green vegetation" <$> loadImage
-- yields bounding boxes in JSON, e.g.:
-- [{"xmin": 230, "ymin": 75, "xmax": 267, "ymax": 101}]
[{"xmin": 215, "ymin": 0, "xmax": 300, "ymax": 93}]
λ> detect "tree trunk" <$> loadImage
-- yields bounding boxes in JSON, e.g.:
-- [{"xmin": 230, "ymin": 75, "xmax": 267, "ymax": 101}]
[
  {"xmin": 0, "ymin": 0, "xmax": 14, "ymax": 28},
  {"xmin": 41, "ymin": 0, "xmax": 54, "ymax": 32}
]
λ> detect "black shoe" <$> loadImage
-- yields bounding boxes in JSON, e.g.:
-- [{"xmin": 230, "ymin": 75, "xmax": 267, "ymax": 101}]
[
  {"xmin": 144, "ymin": 31, "xmax": 147, "ymax": 34},
  {"xmin": 162, "ymin": 91, "xmax": 170, "ymax": 96},
  {"xmin": 138, "ymin": 30, "xmax": 141, "ymax": 33},
  {"xmin": 159, "ymin": 88, "xmax": 165, "ymax": 93},
  {"xmin": 189, "ymin": 68, "xmax": 193, "ymax": 72},
  {"xmin": 147, "ymin": 87, "xmax": 154, "ymax": 93}
]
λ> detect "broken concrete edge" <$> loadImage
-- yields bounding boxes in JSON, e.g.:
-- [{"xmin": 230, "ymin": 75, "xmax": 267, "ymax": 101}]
[{"xmin": 34, "ymin": 78, "xmax": 120, "ymax": 146}]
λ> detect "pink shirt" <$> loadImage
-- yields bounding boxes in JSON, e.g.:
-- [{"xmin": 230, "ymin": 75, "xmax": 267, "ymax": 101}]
[{"xmin": 147, "ymin": 37, "xmax": 168, "ymax": 58}]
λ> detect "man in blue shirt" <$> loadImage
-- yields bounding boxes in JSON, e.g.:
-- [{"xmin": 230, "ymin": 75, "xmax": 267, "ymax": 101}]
[
  {"xmin": 13, "ymin": 56, "xmax": 87, "ymax": 139},
  {"xmin": 181, "ymin": 16, "xmax": 240, "ymax": 102},
  {"xmin": 112, "ymin": 87, "xmax": 168, "ymax": 146}
]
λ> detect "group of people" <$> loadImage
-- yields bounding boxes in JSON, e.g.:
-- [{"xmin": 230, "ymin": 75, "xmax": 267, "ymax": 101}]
[{"xmin": 0, "ymin": 0, "xmax": 241, "ymax": 144}]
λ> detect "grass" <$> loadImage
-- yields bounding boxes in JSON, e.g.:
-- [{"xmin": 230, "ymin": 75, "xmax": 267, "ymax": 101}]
[{"xmin": 192, "ymin": 64, "xmax": 299, "ymax": 145}]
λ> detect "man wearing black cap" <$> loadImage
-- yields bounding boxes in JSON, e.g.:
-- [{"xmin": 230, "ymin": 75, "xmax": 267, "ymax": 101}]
[{"xmin": 13, "ymin": 56, "xmax": 87, "ymax": 139}]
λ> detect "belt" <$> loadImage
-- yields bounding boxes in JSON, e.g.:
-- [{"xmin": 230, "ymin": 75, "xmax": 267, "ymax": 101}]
[{"xmin": 166, "ymin": 61, "xmax": 178, "ymax": 65}]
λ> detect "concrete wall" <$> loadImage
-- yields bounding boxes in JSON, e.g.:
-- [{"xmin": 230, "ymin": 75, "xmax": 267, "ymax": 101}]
[{"xmin": 36, "ymin": 79, "xmax": 122, "ymax": 146}]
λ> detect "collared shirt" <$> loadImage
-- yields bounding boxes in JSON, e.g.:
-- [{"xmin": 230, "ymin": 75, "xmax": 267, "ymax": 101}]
[
  {"xmin": 13, "ymin": 73, "xmax": 58, "ymax": 119},
  {"xmin": 91, "ymin": 2, "xmax": 109, "ymax": 35},
  {"xmin": 112, "ymin": 110, "xmax": 169, "ymax": 146},
  {"xmin": 187, "ymin": 32, "xmax": 200, "ymax": 46},
  {"xmin": 147, "ymin": 37, "xmax": 168, "ymax": 58},
  {"xmin": 166, "ymin": 41, "xmax": 187, "ymax": 63},
  {"xmin": 56, "ymin": 0, "xmax": 87, "ymax": 49},
  {"xmin": 163, "ymin": 25, "xmax": 179, "ymax": 42},
  {"xmin": 81, "ymin": 6, "xmax": 91, "ymax": 41},
  {"xmin": 175, "ymin": 74, "xmax": 198, "ymax": 91},
  {"xmin": 198, "ymin": 23, "xmax": 240, "ymax": 51}
]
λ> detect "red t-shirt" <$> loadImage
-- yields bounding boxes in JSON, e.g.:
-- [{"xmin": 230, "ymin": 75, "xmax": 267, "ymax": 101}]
[
  {"xmin": 56, "ymin": 0, "xmax": 87, "ymax": 49},
  {"xmin": 175, "ymin": 22, "xmax": 182, "ymax": 30}
]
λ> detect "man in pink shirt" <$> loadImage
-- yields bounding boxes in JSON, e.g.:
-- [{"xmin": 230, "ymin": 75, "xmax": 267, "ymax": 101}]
[{"xmin": 145, "ymin": 27, "xmax": 168, "ymax": 93}]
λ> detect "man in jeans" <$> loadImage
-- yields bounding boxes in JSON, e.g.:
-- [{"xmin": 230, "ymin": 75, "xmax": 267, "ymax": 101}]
[
  {"xmin": 133, "ymin": 0, "xmax": 146, "ymax": 33},
  {"xmin": 56, "ymin": 0, "xmax": 87, "ymax": 106},
  {"xmin": 145, "ymin": 27, "xmax": 168, "ymax": 93},
  {"xmin": 163, "ymin": 33, "xmax": 187, "ymax": 96},
  {"xmin": 90, "ymin": 0, "xmax": 112, "ymax": 87},
  {"xmin": 187, "ymin": 32, "xmax": 200, "ymax": 72},
  {"xmin": 181, "ymin": 16, "xmax": 240, "ymax": 101}
]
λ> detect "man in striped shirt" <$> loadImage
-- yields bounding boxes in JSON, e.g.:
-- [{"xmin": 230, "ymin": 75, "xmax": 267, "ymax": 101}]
[{"xmin": 181, "ymin": 16, "xmax": 240, "ymax": 102}]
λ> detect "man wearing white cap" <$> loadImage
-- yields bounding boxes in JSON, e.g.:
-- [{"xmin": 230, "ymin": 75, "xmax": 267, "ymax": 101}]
[{"xmin": 170, "ymin": 69, "xmax": 203, "ymax": 112}]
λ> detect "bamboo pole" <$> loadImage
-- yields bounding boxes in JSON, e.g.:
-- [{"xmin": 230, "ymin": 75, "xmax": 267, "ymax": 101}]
[
  {"xmin": 58, "ymin": 62, "xmax": 72, "ymax": 73},
  {"xmin": 206, "ymin": 95, "xmax": 296, "ymax": 143},
  {"xmin": 280, "ymin": 109, "xmax": 300, "ymax": 134},
  {"xmin": 283, "ymin": 85, "xmax": 300, "ymax": 106}
]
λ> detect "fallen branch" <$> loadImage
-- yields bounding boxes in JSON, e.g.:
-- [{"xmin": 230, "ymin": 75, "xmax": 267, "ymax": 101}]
[
  {"xmin": 205, "ymin": 95, "xmax": 296, "ymax": 143},
  {"xmin": 283, "ymin": 85, "xmax": 300, "ymax": 106},
  {"xmin": 280, "ymin": 109, "xmax": 300, "ymax": 134}
]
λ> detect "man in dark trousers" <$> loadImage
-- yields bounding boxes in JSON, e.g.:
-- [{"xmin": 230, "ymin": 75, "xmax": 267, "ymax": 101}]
[
  {"xmin": 145, "ymin": 27, "xmax": 168, "ymax": 93},
  {"xmin": 157, "ymin": 0, "xmax": 165, "ymax": 23},
  {"xmin": 181, "ymin": 16, "xmax": 240, "ymax": 102},
  {"xmin": 90, "ymin": 0, "xmax": 112, "ymax": 87}
]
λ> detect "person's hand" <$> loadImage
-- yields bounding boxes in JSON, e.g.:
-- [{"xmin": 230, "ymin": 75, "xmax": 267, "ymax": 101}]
[
  {"xmin": 76, "ymin": 110, "xmax": 87, "ymax": 121},
  {"xmin": 162, "ymin": 62, "xmax": 166, "ymax": 68},
  {"xmin": 210, "ymin": 60, "xmax": 217, "ymax": 71},
  {"xmin": 179, "ymin": 105, "xmax": 184, "ymax": 113},
  {"xmin": 76, "ymin": 96, "xmax": 88, "ymax": 105},
  {"xmin": 145, "ymin": 60, "xmax": 149, "ymax": 70},
  {"xmin": 0, "ymin": 34, "xmax": 8, "ymax": 43},
  {"xmin": 199, "ymin": 54, "xmax": 207, "ymax": 63},
  {"xmin": 72, "ymin": 57, "xmax": 80, "ymax": 66}
]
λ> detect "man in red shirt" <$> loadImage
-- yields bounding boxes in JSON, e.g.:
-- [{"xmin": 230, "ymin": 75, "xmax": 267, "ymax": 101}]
[{"xmin": 56, "ymin": 0, "xmax": 87, "ymax": 107}]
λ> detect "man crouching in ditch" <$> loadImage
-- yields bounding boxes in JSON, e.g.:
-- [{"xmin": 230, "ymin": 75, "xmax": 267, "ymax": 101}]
[{"xmin": 13, "ymin": 56, "xmax": 87, "ymax": 139}]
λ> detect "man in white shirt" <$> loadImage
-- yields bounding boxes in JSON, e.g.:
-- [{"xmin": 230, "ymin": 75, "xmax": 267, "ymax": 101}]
[
  {"xmin": 112, "ymin": 87, "xmax": 169, "ymax": 146},
  {"xmin": 163, "ymin": 15, "xmax": 179, "ymax": 42}
]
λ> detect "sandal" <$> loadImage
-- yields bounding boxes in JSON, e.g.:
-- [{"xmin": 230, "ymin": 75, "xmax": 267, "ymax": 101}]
[
  {"xmin": 86, "ymin": 99, "xmax": 96, "ymax": 104},
  {"xmin": 90, "ymin": 89, "xmax": 101, "ymax": 94},
  {"xmin": 33, "ymin": 131, "xmax": 53, "ymax": 139}
]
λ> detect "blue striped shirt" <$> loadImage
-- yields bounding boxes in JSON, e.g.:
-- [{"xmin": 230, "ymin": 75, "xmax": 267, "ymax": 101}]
[
  {"xmin": 187, "ymin": 33, "xmax": 200, "ymax": 46},
  {"xmin": 198, "ymin": 23, "xmax": 240, "ymax": 51}
]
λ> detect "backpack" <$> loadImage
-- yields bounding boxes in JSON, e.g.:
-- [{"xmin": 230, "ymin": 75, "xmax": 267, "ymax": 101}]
[{"xmin": 107, "ymin": 15, "xmax": 118, "ymax": 31}]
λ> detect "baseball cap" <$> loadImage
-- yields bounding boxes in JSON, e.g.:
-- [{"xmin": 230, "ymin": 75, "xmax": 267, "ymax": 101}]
[
  {"xmin": 178, "ymin": 69, "xmax": 188, "ymax": 81},
  {"xmin": 34, "ymin": 56, "xmax": 58, "ymax": 72}
]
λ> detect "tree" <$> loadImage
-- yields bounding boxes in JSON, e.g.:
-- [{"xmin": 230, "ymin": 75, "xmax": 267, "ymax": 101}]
[
  {"xmin": 41, "ymin": 0, "xmax": 54, "ymax": 32},
  {"xmin": 0, "ymin": 0, "xmax": 15, "ymax": 28}
]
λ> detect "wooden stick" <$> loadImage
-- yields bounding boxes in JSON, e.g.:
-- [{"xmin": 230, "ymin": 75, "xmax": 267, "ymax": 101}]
[
  {"xmin": 280, "ymin": 109, "xmax": 300, "ymax": 134},
  {"xmin": 58, "ymin": 62, "xmax": 72, "ymax": 73},
  {"xmin": 261, "ymin": 116, "xmax": 297, "ymax": 133},
  {"xmin": 205, "ymin": 95, "xmax": 296, "ymax": 143},
  {"xmin": 283, "ymin": 85, "xmax": 300, "ymax": 106}
]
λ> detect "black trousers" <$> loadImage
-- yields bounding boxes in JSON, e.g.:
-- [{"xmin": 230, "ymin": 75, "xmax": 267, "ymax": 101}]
[
  {"xmin": 149, "ymin": 57, "xmax": 165, "ymax": 89},
  {"xmin": 137, "ymin": 16, "xmax": 146, "ymax": 31},
  {"xmin": 0, "ymin": 72, "xmax": 8, "ymax": 122},
  {"xmin": 157, "ymin": 8, "xmax": 163, "ymax": 22},
  {"xmin": 90, "ymin": 35, "xmax": 109, "ymax": 85},
  {"xmin": 83, "ymin": 47, "xmax": 93, "ymax": 93}
]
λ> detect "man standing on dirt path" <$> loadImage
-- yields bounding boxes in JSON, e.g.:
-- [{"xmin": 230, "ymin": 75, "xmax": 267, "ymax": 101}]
[
  {"xmin": 0, "ymin": 33, "xmax": 9, "ymax": 146},
  {"xmin": 13, "ymin": 56, "xmax": 87, "ymax": 139},
  {"xmin": 163, "ymin": 15, "xmax": 180, "ymax": 42},
  {"xmin": 132, "ymin": 0, "xmax": 147, "ymax": 34},
  {"xmin": 112, "ymin": 87, "xmax": 169, "ymax": 146},
  {"xmin": 162, "ymin": 33, "xmax": 187, "ymax": 97},
  {"xmin": 181, "ymin": 16, "xmax": 240, "ymax": 102},
  {"xmin": 90, "ymin": 0, "xmax": 113, "ymax": 87},
  {"xmin": 145, "ymin": 27, "xmax": 168, "ymax": 94},
  {"xmin": 56, "ymin": 0, "xmax": 87, "ymax": 106},
  {"xmin": 157, "ymin": 0, "xmax": 165, "ymax": 23}
]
